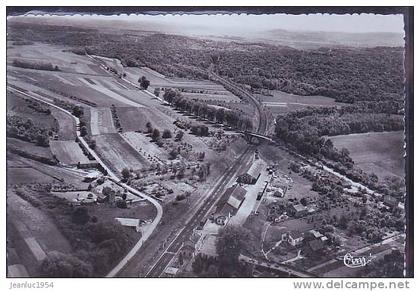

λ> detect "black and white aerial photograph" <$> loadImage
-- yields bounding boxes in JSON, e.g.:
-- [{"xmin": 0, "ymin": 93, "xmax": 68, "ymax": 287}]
[{"xmin": 5, "ymin": 6, "xmax": 413, "ymax": 282}]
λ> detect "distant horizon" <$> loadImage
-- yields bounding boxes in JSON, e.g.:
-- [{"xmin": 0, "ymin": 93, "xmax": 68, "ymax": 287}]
[{"xmin": 9, "ymin": 13, "xmax": 405, "ymax": 36}]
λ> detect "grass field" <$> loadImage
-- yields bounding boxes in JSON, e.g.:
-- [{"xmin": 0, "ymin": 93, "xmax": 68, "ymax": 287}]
[
  {"xmin": 258, "ymin": 90, "xmax": 347, "ymax": 115},
  {"xmin": 7, "ymin": 167, "xmax": 56, "ymax": 185},
  {"xmin": 94, "ymin": 133, "xmax": 148, "ymax": 172},
  {"xmin": 50, "ymin": 107, "xmax": 76, "ymax": 140},
  {"xmin": 50, "ymin": 140, "xmax": 90, "ymax": 165},
  {"xmin": 121, "ymin": 131, "xmax": 166, "ymax": 164},
  {"xmin": 7, "ymin": 152, "xmax": 90, "ymax": 186},
  {"xmin": 124, "ymin": 66, "xmax": 221, "ymax": 90},
  {"xmin": 329, "ymin": 131, "xmax": 405, "ymax": 181},
  {"xmin": 7, "ymin": 138, "xmax": 54, "ymax": 160},
  {"xmin": 7, "ymin": 91, "xmax": 58, "ymax": 129},
  {"xmin": 115, "ymin": 107, "xmax": 150, "ymax": 132},
  {"xmin": 7, "ymin": 42, "xmax": 106, "ymax": 75}
]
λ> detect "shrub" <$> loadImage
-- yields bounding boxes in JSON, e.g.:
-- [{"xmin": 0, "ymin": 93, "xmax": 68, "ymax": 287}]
[
  {"xmin": 40, "ymin": 251, "xmax": 93, "ymax": 277},
  {"xmin": 162, "ymin": 129, "xmax": 172, "ymax": 139},
  {"xmin": 176, "ymin": 194, "xmax": 186, "ymax": 201},
  {"xmin": 71, "ymin": 207, "xmax": 90, "ymax": 225}
]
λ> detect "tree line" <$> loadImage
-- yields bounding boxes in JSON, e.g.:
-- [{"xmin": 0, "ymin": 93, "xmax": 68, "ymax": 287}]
[{"xmin": 163, "ymin": 89, "xmax": 253, "ymax": 131}]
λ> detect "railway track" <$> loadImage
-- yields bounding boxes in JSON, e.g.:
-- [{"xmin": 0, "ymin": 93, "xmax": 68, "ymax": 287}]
[{"xmin": 145, "ymin": 145, "xmax": 254, "ymax": 277}]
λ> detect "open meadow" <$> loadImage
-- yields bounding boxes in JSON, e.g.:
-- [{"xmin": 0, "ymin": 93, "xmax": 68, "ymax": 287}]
[
  {"xmin": 259, "ymin": 90, "xmax": 347, "ymax": 115},
  {"xmin": 329, "ymin": 131, "xmax": 405, "ymax": 181}
]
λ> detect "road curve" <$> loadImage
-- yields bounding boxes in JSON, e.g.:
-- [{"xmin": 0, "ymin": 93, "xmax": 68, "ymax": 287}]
[
  {"xmin": 7, "ymin": 86, "xmax": 163, "ymax": 277},
  {"xmin": 208, "ymin": 71, "xmax": 267, "ymax": 135}
]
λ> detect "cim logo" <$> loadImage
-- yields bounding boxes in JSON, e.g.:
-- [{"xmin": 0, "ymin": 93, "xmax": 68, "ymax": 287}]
[{"xmin": 342, "ymin": 253, "xmax": 374, "ymax": 268}]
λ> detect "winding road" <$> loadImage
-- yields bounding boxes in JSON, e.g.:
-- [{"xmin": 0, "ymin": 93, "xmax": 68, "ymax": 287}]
[{"xmin": 7, "ymin": 85, "xmax": 163, "ymax": 278}]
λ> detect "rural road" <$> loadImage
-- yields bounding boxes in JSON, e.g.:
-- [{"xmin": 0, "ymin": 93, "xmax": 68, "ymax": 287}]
[
  {"xmin": 239, "ymin": 254, "xmax": 314, "ymax": 278},
  {"xmin": 7, "ymin": 85, "xmax": 164, "ymax": 278},
  {"xmin": 307, "ymin": 233, "xmax": 405, "ymax": 275}
]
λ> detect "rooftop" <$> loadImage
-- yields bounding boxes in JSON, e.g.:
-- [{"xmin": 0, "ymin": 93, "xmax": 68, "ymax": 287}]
[
  {"xmin": 289, "ymin": 230, "xmax": 304, "ymax": 239},
  {"xmin": 247, "ymin": 160, "xmax": 265, "ymax": 179},
  {"xmin": 291, "ymin": 203, "xmax": 307, "ymax": 212},
  {"xmin": 227, "ymin": 184, "xmax": 247, "ymax": 209},
  {"xmin": 115, "ymin": 217, "xmax": 140, "ymax": 228}
]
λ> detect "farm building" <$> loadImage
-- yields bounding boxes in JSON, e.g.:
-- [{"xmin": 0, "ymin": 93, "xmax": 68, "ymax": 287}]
[
  {"xmin": 237, "ymin": 160, "xmax": 265, "ymax": 184},
  {"xmin": 227, "ymin": 184, "xmax": 247, "ymax": 209},
  {"xmin": 115, "ymin": 218, "xmax": 142, "ymax": 233},
  {"xmin": 288, "ymin": 203, "xmax": 308, "ymax": 218},
  {"xmin": 307, "ymin": 230, "xmax": 328, "ymax": 243},
  {"xmin": 83, "ymin": 171, "xmax": 101, "ymax": 182},
  {"xmin": 164, "ymin": 267, "xmax": 179, "ymax": 277}
]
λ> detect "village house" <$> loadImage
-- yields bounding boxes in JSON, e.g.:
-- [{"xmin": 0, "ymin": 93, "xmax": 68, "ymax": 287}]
[
  {"xmin": 115, "ymin": 218, "xmax": 143, "ymax": 233},
  {"xmin": 227, "ymin": 184, "xmax": 247, "ymax": 209},
  {"xmin": 288, "ymin": 203, "xmax": 308, "ymax": 218},
  {"xmin": 282, "ymin": 230, "xmax": 305, "ymax": 246}
]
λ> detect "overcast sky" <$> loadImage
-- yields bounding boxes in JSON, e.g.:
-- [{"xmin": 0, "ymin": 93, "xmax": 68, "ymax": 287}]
[{"xmin": 72, "ymin": 13, "xmax": 405, "ymax": 35}]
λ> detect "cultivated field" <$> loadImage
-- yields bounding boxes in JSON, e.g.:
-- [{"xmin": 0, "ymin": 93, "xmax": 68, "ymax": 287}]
[
  {"xmin": 50, "ymin": 140, "xmax": 90, "ymax": 165},
  {"xmin": 90, "ymin": 107, "xmax": 116, "ymax": 135},
  {"xmin": 329, "ymin": 131, "xmax": 405, "ymax": 181},
  {"xmin": 123, "ymin": 65, "xmax": 240, "ymax": 102},
  {"xmin": 94, "ymin": 133, "xmax": 148, "ymax": 172}
]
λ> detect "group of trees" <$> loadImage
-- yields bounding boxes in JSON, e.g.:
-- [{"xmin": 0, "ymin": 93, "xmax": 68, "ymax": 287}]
[
  {"xmin": 144, "ymin": 122, "xmax": 172, "ymax": 145},
  {"xmin": 215, "ymin": 225, "xmax": 253, "ymax": 277},
  {"xmin": 191, "ymin": 225, "xmax": 253, "ymax": 277},
  {"xmin": 7, "ymin": 115, "xmax": 53, "ymax": 147},
  {"xmin": 275, "ymin": 105, "xmax": 404, "ymax": 171},
  {"xmin": 138, "ymin": 76, "xmax": 150, "ymax": 90},
  {"xmin": 25, "ymin": 98, "xmax": 51, "ymax": 114},
  {"xmin": 190, "ymin": 124, "xmax": 209, "ymax": 137},
  {"xmin": 40, "ymin": 251, "xmax": 93, "ymax": 277},
  {"xmin": 163, "ymin": 89, "xmax": 253, "ymax": 131},
  {"xmin": 363, "ymin": 249, "xmax": 404, "ymax": 277},
  {"xmin": 12, "ymin": 59, "xmax": 60, "ymax": 71}
]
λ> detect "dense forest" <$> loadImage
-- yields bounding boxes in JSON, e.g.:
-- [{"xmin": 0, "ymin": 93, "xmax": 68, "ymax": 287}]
[
  {"xmin": 274, "ymin": 104, "xmax": 404, "ymax": 192},
  {"xmin": 8, "ymin": 22, "xmax": 405, "ymax": 105},
  {"xmin": 275, "ymin": 105, "xmax": 404, "ymax": 160}
]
